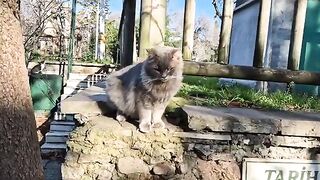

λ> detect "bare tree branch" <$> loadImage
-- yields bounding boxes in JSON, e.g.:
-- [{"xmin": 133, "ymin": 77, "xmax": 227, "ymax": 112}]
[
  {"xmin": 21, "ymin": 0, "xmax": 64, "ymax": 62},
  {"xmin": 212, "ymin": 0, "xmax": 222, "ymax": 19}
]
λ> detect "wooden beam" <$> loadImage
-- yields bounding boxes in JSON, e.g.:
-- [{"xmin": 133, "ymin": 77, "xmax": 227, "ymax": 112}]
[
  {"xmin": 119, "ymin": 0, "xmax": 136, "ymax": 67},
  {"xmin": 183, "ymin": 61, "xmax": 320, "ymax": 85},
  {"xmin": 272, "ymin": 136, "xmax": 320, "ymax": 148},
  {"xmin": 288, "ymin": 0, "xmax": 308, "ymax": 71},
  {"xmin": 138, "ymin": 0, "xmax": 151, "ymax": 59},
  {"xmin": 253, "ymin": 0, "xmax": 272, "ymax": 68},
  {"xmin": 218, "ymin": 0, "xmax": 234, "ymax": 64},
  {"xmin": 182, "ymin": 0, "xmax": 196, "ymax": 60},
  {"xmin": 174, "ymin": 132, "xmax": 231, "ymax": 141}
]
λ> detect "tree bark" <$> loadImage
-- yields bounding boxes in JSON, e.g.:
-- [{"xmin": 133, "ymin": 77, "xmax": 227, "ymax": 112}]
[{"xmin": 0, "ymin": 1, "xmax": 44, "ymax": 179}]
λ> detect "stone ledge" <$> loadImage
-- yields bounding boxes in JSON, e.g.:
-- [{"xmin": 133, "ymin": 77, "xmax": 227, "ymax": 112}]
[
  {"xmin": 61, "ymin": 82, "xmax": 110, "ymax": 115},
  {"xmin": 183, "ymin": 105, "xmax": 320, "ymax": 137}
]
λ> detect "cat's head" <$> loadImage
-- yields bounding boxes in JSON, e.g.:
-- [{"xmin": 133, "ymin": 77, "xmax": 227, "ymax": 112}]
[{"xmin": 144, "ymin": 46, "xmax": 183, "ymax": 82}]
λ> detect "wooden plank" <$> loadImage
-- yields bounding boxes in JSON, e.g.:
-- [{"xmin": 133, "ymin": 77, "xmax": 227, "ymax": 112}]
[
  {"xmin": 218, "ymin": 0, "xmax": 234, "ymax": 64},
  {"xmin": 288, "ymin": 0, "xmax": 308, "ymax": 71},
  {"xmin": 253, "ymin": 0, "xmax": 272, "ymax": 68},
  {"xmin": 183, "ymin": 61, "xmax": 320, "ymax": 85},
  {"xmin": 272, "ymin": 136, "xmax": 320, "ymax": 148},
  {"xmin": 173, "ymin": 132, "xmax": 231, "ymax": 141},
  {"xmin": 182, "ymin": 0, "xmax": 196, "ymax": 60}
]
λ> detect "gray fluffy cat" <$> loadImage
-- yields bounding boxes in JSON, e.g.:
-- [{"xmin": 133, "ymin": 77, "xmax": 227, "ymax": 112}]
[{"xmin": 105, "ymin": 46, "xmax": 183, "ymax": 133}]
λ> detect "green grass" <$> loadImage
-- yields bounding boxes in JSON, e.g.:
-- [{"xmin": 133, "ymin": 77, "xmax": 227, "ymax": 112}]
[{"xmin": 177, "ymin": 76, "xmax": 320, "ymax": 111}]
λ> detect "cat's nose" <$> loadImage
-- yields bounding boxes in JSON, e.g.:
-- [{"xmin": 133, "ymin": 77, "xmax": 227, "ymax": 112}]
[{"xmin": 161, "ymin": 74, "xmax": 167, "ymax": 79}]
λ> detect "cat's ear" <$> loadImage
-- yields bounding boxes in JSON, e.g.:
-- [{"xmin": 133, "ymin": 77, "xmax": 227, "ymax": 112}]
[
  {"xmin": 146, "ymin": 48, "xmax": 155, "ymax": 56},
  {"xmin": 171, "ymin": 48, "xmax": 182, "ymax": 61},
  {"xmin": 146, "ymin": 48, "xmax": 158, "ymax": 61}
]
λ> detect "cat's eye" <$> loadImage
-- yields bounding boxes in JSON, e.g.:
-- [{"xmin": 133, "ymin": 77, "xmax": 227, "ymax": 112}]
[
  {"xmin": 154, "ymin": 66, "xmax": 160, "ymax": 71},
  {"xmin": 170, "ymin": 67, "xmax": 174, "ymax": 71}
]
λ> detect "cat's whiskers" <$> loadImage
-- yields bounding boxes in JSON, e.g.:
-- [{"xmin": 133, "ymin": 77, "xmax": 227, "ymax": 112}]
[{"xmin": 148, "ymin": 76, "xmax": 179, "ymax": 82}]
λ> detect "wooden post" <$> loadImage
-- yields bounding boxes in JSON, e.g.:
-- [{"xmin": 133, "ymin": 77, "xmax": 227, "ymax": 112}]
[
  {"xmin": 218, "ymin": 0, "xmax": 234, "ymax": 64},
  {"xmin": 138, "ymin": 0, "xmax": 167, "ymax": 59},
  {"xmin": 182, "ymin": 0, "xmax": 196, "ymax": 61},
  {"xmin": 119, "ymin": 0, "xmax": 136, "ymax": 67},
  {"xmin": 288, "ymin": 0, "xmax": 307, "ymax": 71},
  {"xmin": 253, "ymin": 0, "xmax": 272, "ymax": 68},
  {"xmin": 150, "ymin": 0, "xmax": 167, "ymax": 46},
  {"xmin": 67, "ymin": 0, "xmax": 77, "ymax": 79},
  {"xmin": 138, "ymin": 0, "xmax": 152, "ymax": 59}
]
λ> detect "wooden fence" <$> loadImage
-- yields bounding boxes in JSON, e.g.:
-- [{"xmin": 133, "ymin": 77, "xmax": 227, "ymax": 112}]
[{"xmin": 118, "ymin": 0, "xmax": 320, "ymax": 85}]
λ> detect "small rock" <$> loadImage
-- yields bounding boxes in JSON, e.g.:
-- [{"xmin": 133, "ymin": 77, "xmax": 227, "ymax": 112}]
[
  {"xmin": 61, "ymin": 164, "xmax": 85, "ymax": 180},
  {"xmin": 233, "ymin": 148, "xmax": 247, "ymax": 162},
  {"xmin": 126, "ymin": 173, "xmax": 153, "ymax": 180},
  {"xmin": 208, "ymin": 153, "xmax": 235, "ymax": 161},
  {"xmin": 74, "ymin": 114, "xmax": 88, "ymax": 124},
  {"xmin": 177, "ymin": 155, "xmax": 196, "ymax": 174},
  {"xmin": 150, "ymin": 156, "xmax": 165, "ymax": 165},
  {"xmin": 131, "ymin": 141, "xmax": 146, "ymax": 150},
  {"xmin": 111, "ymin": 140, "xmax": 129, "ymax": 149},
  {"xmin": 243, "ymin": 139, "xmax": 250, "ymax": 145},
  {"xmin": 177, "ymin": 163, "xmax": 189, "ymax": 174},
  {"xmin": 162, "ymin": 143, "xmax": 176, "ymax": 150},
  {"xmin": 184, "ymin": 143, "xmax": 195, "ymax": 151},
  {"xmin": 194, "ymin": 144, "xmax": 214, "ymax": 160},
  {"xmin": 78, "ymin": 154, "xmax": 111, "ymax": 164},
  {"xmin": 197, "ymin": 159, "xmax": 241, "ymax": 180},
  {"xmin": 152, "ymin": 162, "xmax": 175, "ymax": 176},
  {"xmin": 96, "ymin": 163, "xmax": 115, "ymax": 180},
  {"xmin": 65, "ymin": 152, "xmax": 80, "ymax": 163},
  {"xmin": 117, "ymin": 157, "xmax": 149, "ymax": 174}
]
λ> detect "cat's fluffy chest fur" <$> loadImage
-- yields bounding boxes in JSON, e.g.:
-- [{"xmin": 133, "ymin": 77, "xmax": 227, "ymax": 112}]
[{"xmin": 105, "ymin": 46, "xmax": 183, "ymax": 133}]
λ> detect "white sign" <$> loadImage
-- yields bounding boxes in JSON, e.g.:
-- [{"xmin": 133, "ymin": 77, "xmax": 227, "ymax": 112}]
[{"xmin": 242, "ymin": 158, "xmax": 320, "ymax": 180}]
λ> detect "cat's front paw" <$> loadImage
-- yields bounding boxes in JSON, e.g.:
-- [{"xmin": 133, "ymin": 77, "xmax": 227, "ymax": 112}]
[
  {"xmin": 152, "ymin": 120, "xmax": 165, "ymax": 129},
  {"xmin": 116, "ymin": 111, "xmax": 127, "ymax": 122},
  {"xmin": 139, "ymin": 122, "xmax": 152, "ymax": 133}
]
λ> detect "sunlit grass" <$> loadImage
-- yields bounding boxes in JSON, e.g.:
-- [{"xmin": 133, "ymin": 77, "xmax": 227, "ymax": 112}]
[{"xmin": 177, "ymin": 76, "xmax": 320, "ymax": 111}]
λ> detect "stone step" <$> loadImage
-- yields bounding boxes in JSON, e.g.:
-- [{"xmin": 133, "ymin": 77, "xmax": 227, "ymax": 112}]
[
  {"xmin": 41, "ymin": 143, "xmax": 67, "ymax": 153},
  {"xmin": 46, "ymin": 131, "xmax": 71, "ymax": 137},
  {"xmin": 45, "ymin": 131, "xmax": 70, "ymax": 143},
  {"xmin": 51, "ymin": 120, "xmax": 75, "ymax": 126},
  {"xmin": 50, "ymin": 124, "xmax": 75, "ymax": 132}
]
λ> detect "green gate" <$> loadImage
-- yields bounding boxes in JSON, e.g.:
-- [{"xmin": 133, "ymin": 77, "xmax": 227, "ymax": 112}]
[
  {"xmin": 295, "ymin": 0, "xmax": 320, "ymax": 95},
  {"xmin": 29, "ymin": 74, "xmax": 63, "ymax": 112}
]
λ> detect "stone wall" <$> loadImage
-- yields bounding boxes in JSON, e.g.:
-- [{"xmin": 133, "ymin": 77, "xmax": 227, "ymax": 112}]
[
  {"xmin": 61, "ymin": 105, "xmax": 320, "ymax": 180},
  {"xmin": 61, "ymin": 116, "xmax": 241, "ymax": 180}
]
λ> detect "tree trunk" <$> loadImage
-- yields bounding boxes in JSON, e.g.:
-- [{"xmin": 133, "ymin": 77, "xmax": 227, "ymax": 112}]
[{"xmin": 0, "ymin": 1, "xmax": 44, "ymax": 179}]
